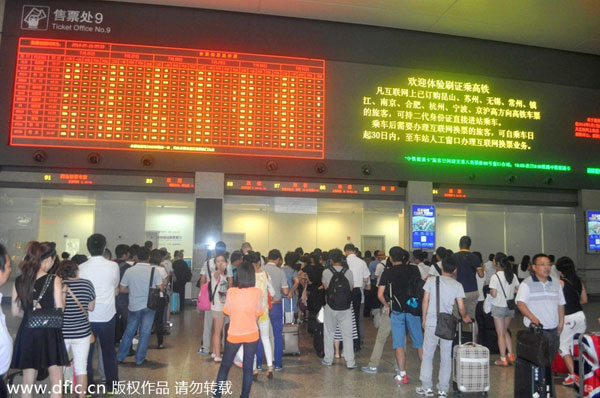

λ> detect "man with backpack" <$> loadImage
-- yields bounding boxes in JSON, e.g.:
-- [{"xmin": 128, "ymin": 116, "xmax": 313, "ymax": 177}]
[
  {"xmin": 378, "ymin": 246, "xmax": 424, "ymax": 384},
  {"xmin": 321, "ymin": 248, "xmax": 356, "ymax": 369}
]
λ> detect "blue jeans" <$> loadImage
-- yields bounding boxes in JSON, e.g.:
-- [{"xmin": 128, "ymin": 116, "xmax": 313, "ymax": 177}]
[
  {"xmin": 269, "ymin": 302, "xmax": 283, "ymax": 367},
  {"xmin": 117, "ymin": 308, "xmax": 156, "ymax": 365},
  {"xmin": 87, "ymin": 315, "xmax": 118, "ymax": 390},
  {"xmin": 215, "ymin": 339, "xmax": 259, "ymax": 398},
  {"xmin": 282, "ymin": 296, "xmax": 297, "ymax": 314}
]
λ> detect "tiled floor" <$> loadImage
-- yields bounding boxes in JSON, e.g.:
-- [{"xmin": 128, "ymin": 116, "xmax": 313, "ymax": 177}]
[{"xmin": 5, "ymin": 301, "xmax": 597, "ymax": 397}]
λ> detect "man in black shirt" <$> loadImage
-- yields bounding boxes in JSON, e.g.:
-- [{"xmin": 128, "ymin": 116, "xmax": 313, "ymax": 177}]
[
  {"xmin": 451, "ymin": 236, "xmax": 483, "ymax": 342},
  {"xmin": 115, "ymin": 244, "xmax": 130, "ymax": 343},
  {"xmin": 172, "ymin": 250, "xmax": 192, "ymax": 307},
  {"xmin": 378, "ymin": 246, "xmax": 423, "ymax": 383}
]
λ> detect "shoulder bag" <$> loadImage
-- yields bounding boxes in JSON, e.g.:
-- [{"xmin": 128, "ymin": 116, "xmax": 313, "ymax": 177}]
[
  {"xmin": 26, "ymin": 275, "xmax": 63, "ymax": 329},
  {"xmin": 147, "ymin": 267, "xmax": 162, "ymax": 311},
  {"xmin": 65, "ymin": 284, "xmax": 95, "ymax": 343},
  {"xmin": 434, "ymin": 276, "xmax": 458, "ymax": 340},
  {"xmin": 496, "ymin": 273, "xmax": 516, "ymax": 310},
  {"xmin": 197, "ymin": 260, "xmax": 212, "ymax": 311}
]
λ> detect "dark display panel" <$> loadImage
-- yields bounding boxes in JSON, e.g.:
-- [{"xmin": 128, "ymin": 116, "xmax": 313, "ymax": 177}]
[{"xmin": 327, "ymin": 62, "xmax": 600, "ymax": 177}]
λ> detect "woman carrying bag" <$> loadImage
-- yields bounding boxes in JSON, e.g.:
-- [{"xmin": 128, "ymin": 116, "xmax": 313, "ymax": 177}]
[
  {"xmin": 11, "ymin": 241, "xmax": 69, "ymax": 398},
  {"xmin": 57, "ymin": 260, "xmax": 96, "ymax": 398},
  {"xmin": 556, "ymin": 256, "xmax": 587, "ymax": 386},
  {"xmin": 488, "ymin": 252, "xmax": 519, "ymax": 366}
]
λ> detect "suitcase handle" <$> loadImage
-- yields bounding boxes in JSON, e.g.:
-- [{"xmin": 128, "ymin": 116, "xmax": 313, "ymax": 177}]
[{"xmin": 458, "ymin": 319, "xmax": 476, "ymax": 344}]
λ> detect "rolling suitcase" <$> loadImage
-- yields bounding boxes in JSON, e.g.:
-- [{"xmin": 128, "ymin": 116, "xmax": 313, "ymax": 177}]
[
  {"xmin": 283, "ymin": 309, "xmax": 300, "ymax": 355},
  {"xmin": 170, "ymin": 292, "xmax": 180, "ymax": 313},
  {"xmin": 514, "ymin": 358, "xmax": 553, "ymax": 398},
  {"xmin": 452, "ymin": 322, "xmax": 490, "ymax": 396},
  {"xmin": 575, "ymin": 332, "xmax": 600, "ymax": 398},
  {"xmin": 515, "ymin": 324, "xmax": 553, "ymax": 398}
]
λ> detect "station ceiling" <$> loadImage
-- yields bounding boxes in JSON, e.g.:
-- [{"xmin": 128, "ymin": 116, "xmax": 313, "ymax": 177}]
[{"xmin": 106, "ymin": 0, "xmax": 600, "ymax": 55}]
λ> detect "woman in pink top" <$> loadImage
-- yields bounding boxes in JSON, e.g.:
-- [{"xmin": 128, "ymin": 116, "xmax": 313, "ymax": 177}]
[{"xmin": 214, "ymin": 261, "xmax": 264, "ymax": 398}]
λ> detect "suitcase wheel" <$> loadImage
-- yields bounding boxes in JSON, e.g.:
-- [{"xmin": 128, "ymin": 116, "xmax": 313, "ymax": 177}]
[{"xmin": 452, "ymin": 381, "xmax": 460, "ymax": 396}]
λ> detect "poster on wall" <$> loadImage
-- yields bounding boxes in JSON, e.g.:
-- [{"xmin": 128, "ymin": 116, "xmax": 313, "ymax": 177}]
[
  {"xmin": 411, "ymin": 205, "xmax": 435, "ymax": 249},
  {"xmin": 587, "ymin": 210, "xmax": 600, "ymax": 252}
]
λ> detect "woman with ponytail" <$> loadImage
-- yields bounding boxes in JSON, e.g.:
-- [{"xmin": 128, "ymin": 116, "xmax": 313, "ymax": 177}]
[
  {"xmin": 488, "ymin": 252, "xmax": 519, "ymax": 367},
  {"xmin": 11, "ymin": 241, "xmax": 69, "ymax": 398},
  {"xmin": 556, "ymin": 256, "xmax": 587, "ymax": 387}
]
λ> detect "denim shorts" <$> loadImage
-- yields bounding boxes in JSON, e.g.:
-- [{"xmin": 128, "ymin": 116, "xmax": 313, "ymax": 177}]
[
  {"xmin": 391, "ymin": 311, "xmax": 423, "ymax": 349},
  {"xmin": 491, "ymin": 305, "xmax": 514, "ymax": 318}
]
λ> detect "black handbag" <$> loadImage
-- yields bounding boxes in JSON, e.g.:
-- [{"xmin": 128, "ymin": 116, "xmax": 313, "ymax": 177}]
[
  {"xmin": 434, "ymin": 277, "xmax": 458, "ymax": 341},
  {"xmin": 147, "ymin": 267, "xmax": 162, "ymax": 310},
  {"xmin": 25, "ymin": 275, "xmax": 63, "ymax": 329},
  {"xmin": 517, "ymin": 324, "xmax": 551, "ymax": 367},
  {"xmin": 496, "ymin": 273, "xmax": 517, "ymax": 310}
]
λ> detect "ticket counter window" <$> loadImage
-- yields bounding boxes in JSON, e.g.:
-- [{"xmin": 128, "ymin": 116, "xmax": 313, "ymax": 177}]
[{"xmin": 223, "ymin": 196, "xmax": 405, "ymax": 254}]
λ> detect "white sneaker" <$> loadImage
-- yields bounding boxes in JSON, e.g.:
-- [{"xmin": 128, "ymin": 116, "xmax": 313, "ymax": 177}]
[
  {"xmin": 438, "ymin": 391, "xmax": 447, "ymax": 398},
  {"xmin": 416, "ymin": 386, "xmax": 434, "ymax": 397}
]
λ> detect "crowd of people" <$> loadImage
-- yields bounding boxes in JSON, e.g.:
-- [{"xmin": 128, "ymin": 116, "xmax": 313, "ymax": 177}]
[
  {"xmin": 0, "ymin": 235, "xmax": 189, "ymax": 398},
  {"xmin": 0, "ymin": 233, "xmax": 588, "ymax": 398}
]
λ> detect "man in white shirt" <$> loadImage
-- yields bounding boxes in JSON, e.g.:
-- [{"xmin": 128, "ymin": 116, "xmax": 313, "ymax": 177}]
[
  {"xmin": 427, "ymin": 247, "xmax": 447, "ymax": 278},
  {"xmin": 79, "ymin": 233, "xmax": 120, "ymax": 391},
  {"xmin": 549, "ymin": 254, "xmax": 561, "ymax": 281},
  {"xmin": 263, "ymin": 249, "xmax": 289, "ymax": 371},
  {"xmin": 483, "ymin": 253, "xmax": 496, "ymax": 285},
  {"xmin": 344, "ymin": 243, "xmax": 370, "ymax": 349},
  {"xmin": 412, "ymin": 250, "xmax": 430, "ymax": 280},
  {"xmin": 516, "ymin": 253, "xmax": 565, "ymax": 397},
  {"xmin": 117, "ymin": 247, "xmax": 164, "ymax": 365},
  {"xmin": 0, "ymin": 244, "xmax": 12, "ymax": 397}
]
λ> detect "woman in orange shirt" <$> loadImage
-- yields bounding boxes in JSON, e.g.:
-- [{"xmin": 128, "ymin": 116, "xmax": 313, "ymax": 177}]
[{"xmin": 214, "ymin": 261, "xmax": 265, "ymax": 398}]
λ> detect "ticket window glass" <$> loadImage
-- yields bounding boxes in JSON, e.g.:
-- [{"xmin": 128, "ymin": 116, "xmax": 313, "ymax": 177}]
[
  {"xmin": 223, "ymin": 195, "xmax": 405, "ymax": 255},
  {"xmin": 0, "ymin": 188, "xmax": 195, "ymax": 297},
  {"xmin": 436, "ymin": 203, "xmax": 576, "ymax": 262}
]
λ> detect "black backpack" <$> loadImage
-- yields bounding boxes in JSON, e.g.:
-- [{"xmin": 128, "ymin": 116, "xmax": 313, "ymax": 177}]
[
  {"xmin": 403, "ymin": 272, "xmax": 425, "ymax": 316},
  {"xmin": 326, "ymin": 265, "xmax": 352, "ymax": 311}
]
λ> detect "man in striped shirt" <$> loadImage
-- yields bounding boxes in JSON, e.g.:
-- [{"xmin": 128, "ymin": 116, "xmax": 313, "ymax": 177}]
[{"xmin": 516, "ymin": 253, "xmax": 565, "ymax": 364}]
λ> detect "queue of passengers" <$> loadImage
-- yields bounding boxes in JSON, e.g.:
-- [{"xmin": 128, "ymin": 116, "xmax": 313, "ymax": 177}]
[{"xmin": 0, "ymin": 233, "xmax": 585, "ymax": 398}]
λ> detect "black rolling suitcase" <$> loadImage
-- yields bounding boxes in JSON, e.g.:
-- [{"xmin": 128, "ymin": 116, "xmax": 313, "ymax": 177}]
[
  {"xmin": 514, "ymin": 358, "xmax": 553, "ymax": 398},
  {"xmin": 515, "ymin": 325, "xmax": 554, "ymax": 398}
]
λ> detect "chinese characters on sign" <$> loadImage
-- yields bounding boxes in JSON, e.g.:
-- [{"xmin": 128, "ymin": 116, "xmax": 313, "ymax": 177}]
[
  {"xmin": 575, "ymin": 117, "xmax": 600, "ymax": 139},
  {"xmin": 53, "ymin": 9, "xmax": 104, "ymax": 24},
  {"xmin": 404, "ymin": 156, "xmax": 571, "ymax": 172},
  {"xmin": 411, "ymin": 205, "xmax": 435, "ymax": 249},
  {"xmin": 11, "ymin": 38, "xmax": 325, "ymax": 159},
  {"xmin": 361, "ymin": 76, "xmax": 542, "ymax": 152}
]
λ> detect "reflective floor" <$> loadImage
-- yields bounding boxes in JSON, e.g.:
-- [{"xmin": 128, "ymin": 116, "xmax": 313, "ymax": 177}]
[{"xmin": 5, "ymin": 300, "xmax": 598, "ymax": 397}]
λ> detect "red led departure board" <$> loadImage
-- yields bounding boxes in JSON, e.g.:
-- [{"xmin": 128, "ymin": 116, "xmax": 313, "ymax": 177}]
[{"xmin": 10, "ymin": 38, "xmax": 325, "ymax": 159}]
